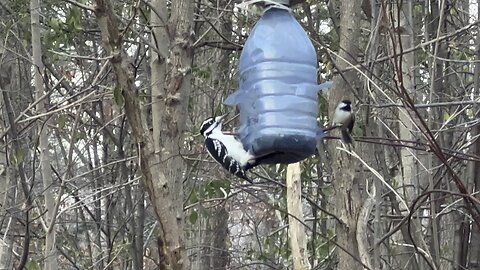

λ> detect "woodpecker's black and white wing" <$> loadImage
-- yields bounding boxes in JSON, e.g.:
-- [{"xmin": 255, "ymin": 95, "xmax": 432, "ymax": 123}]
[{"xmin": 204, "ymin": 137, "xmax": 251, "ymax": 182}]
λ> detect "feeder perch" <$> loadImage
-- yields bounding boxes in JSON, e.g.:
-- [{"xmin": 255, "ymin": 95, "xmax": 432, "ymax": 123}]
[{"xmin": 225, "ymin": 5, "xmax": 331, "ymax": 165}]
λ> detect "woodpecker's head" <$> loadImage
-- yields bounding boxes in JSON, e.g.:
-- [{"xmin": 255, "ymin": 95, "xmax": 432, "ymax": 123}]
[{"xmin": 200, "ymin": 113, "xmax": 228, "ymax": 137}]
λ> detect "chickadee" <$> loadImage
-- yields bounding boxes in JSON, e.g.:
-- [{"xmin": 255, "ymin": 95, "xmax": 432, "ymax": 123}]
[{"xmin": 332, "ymin": 100, "xmax": 355, "ymax": 144}]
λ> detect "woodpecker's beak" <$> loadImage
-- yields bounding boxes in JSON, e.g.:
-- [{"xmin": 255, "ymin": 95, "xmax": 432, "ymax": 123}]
[{"xmin": 216, "ymin": 112, "xmax": 229, "ymax": 123}]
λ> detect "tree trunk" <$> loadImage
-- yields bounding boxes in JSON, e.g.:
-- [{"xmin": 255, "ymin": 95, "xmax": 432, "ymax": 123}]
[
  {"xmin": 150, "ymin": 0, "xmax": 169, "ymax": 156},
  {"xmin": 199, "ymin": 206, "xmax": 229, "ymax": 270},
  {"xmin": 30, "ymin": 0, "xmax": 58, "ymax": 269},
  {"xmin": 391, "ymin": 1, "xmax": 425, "ymax": 269},
  {"xmin": 94, "ymin": 0, "xmax": 193, "ymax": 268},
  {"xmin": 328, "ymin": 0, "xmax": 363, "ymax": 268},
  {"xmin": 467, "ymin": 1, "xmax": 480, "ymax": 268},
  {"xmin": 0, "ymin": 48, "xmax": 15, "ymax": 270}
]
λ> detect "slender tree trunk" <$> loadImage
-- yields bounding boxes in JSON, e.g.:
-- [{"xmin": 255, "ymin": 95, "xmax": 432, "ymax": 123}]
[
  {"xmin": 427, "ymin": 1, "xmax": 448, "ymax": 267},
  {"xmin": 90, "ymin": 129, "xmax": 104, "ymax": 270},
  {"xmin": 389, "ymin": 1, "xmax": 426, "ymax": 269},
  {"xmin": 194, "ymin": 2, "xmax": 232, "ymax": 267},
  {"xmin": 0, "ymin": 48, "xmax": 15, "ymax": 270},
  {"xmin": 328, "ymin": 1, "xmax": 363, "ymax": 268},
  {"xmin": 149, "ymin": 0, "xmax": 184, "ymax": 268},
  {"xmin": 0, "ymin": 168, "xmax": 14, "ymax": 270},
  {"xmin": 94, "ymin": 0, "xmax": 193, "ymax": 268},
  {"xmin": 150, "ymin": 0, "xmax": 169, "ymax": 156},
  {"xmin": 366, "ymin": 3, "xmax": 390, "ymax": 269},
  {"xmin": 198, "ymin": 206, "xmax": 229, "ymax": 270},
  {"xmin": 30, "ymin": 0, "xmax": 58, "ymax": 269},
  {"xmin": 468, "ymin": 1, "xmax": 480, "ymax": 269},
  {"xmin": 441, "ymin": 1, "xmax": 472, "ymax": 269},
  {"xmin": 0, "ymin": 135, "xmax": 13, "ymax": 270}
]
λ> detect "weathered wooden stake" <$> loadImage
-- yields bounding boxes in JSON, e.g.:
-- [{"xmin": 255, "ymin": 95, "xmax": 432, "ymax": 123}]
[{"xmin": 286, "ymin": 162, "xmax": 311, "ymax": 270}]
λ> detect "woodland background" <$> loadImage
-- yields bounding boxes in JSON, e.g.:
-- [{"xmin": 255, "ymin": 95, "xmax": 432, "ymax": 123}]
[{"xmin": 0, "ymin": 0, "xmax": 479, "ymax": 269}]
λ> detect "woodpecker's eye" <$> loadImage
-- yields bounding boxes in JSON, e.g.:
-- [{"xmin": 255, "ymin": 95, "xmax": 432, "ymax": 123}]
[{"xmin": 200, "ymin": 117, "xmax": 216, "ymax": 136}]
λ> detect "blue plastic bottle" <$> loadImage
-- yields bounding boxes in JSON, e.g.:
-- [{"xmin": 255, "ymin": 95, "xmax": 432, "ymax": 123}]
[{"xmin": 225, "ymin": 6, "xmax": 329, "ymax": 164}]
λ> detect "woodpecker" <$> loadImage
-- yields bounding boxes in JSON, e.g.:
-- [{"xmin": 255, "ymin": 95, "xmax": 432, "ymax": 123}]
[
  {"xmin": 200, "ymin": 113, "xmax": 256, "ymax": 182},
  {"xmin": 332, "ymin": 100, "xmax": 355, "ymax": 144}
]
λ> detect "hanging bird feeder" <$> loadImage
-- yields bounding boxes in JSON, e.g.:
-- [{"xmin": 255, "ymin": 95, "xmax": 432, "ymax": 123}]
[{"xmin": 225, "ymin": 1, "xmax": 331, "ymax": 165}]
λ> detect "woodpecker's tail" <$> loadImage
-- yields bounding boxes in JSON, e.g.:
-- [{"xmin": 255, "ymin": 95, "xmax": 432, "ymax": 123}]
[
  {"xmin": 243, "ymin": 160, "xmax": 258, "ymax": 171},
  {"xmin": 243, "ymin": 151, "xmax": 281, "ymax": 171},
  {"xmin": 341, "ymin": 130, "xmax": 354, "ymax": 144},
  {"xmin": 236, "ymin": 170, "xmax": 253, "ymax": 183},
  {"xmin": 226, "ymin": 165, "xmax": 252, "ymax": 183}
]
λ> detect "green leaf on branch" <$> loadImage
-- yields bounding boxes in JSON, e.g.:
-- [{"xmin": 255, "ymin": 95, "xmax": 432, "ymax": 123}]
[
  {"xmin": 113, "ymin": 85, "xmax": 125, "ymax": 107},
  {"xmin": 189, "ymin": 210, "xmax": 198, "ymax": 224}
]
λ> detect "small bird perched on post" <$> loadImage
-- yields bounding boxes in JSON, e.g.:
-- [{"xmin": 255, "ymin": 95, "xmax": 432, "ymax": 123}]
[
  {"xmin": 200, "ymin": 113, "xmax": 256, "ymax": 182},
  {"xmin": 332, "ymin": 100, "xmax": 355, "ymax": 144}
]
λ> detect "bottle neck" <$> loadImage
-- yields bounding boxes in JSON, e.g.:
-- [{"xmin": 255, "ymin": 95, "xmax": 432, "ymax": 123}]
[{"xmin": 264, "ymin": 0, "xmax": 290, "ymax": 7}]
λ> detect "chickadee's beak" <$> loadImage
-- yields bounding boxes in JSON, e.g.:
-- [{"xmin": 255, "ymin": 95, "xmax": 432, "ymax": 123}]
[{"xmin": 216, "ymin": 112, "xmax": 229, "ymax": 123}]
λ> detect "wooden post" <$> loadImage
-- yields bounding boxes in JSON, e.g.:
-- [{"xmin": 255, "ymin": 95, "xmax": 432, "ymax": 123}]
[{"xmin": 286, "ymin": 162, "xmax": 311, "ymax": 269}]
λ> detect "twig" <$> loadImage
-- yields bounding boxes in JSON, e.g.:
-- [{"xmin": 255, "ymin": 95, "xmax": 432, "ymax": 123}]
[
  {"xmin": 366, "ymin": 100, "xmax": 480, "ymax": 109},
  {"xmin": 338, "ymin": 147, "xmax": 409, "ymax": 211},
  {"xmin": 62, "ymin": 0, "xmax": 95, "ymax": 11},
  {"xmin": 336, "ymin": 20, "xmax": 480, "ymax": 73}
]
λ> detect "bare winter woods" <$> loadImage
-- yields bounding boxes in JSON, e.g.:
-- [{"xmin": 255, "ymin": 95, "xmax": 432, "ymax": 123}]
[{"xmin": 0, "ymin": 0, "xmax": 479, "ymax": 269}]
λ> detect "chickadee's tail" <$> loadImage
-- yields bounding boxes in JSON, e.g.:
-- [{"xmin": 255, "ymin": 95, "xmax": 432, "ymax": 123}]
[{"xmin": 341, "ymin": 130, "xmax": 354, "ymax": 144}]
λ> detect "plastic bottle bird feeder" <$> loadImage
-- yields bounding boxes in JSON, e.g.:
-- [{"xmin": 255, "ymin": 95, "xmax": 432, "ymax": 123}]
[{"xmin": 225, "ymin": 5, "xmax": 330, "ymax": 165}]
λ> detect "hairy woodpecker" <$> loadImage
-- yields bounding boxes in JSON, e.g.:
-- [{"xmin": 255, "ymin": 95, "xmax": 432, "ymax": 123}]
[
  {"xmin": 200, "ymin": 113, "xmax": 256, "ymax": 182},
  {"xmin": 332, "ymin": 100, "xmax": 355, "ymax": 144}
]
